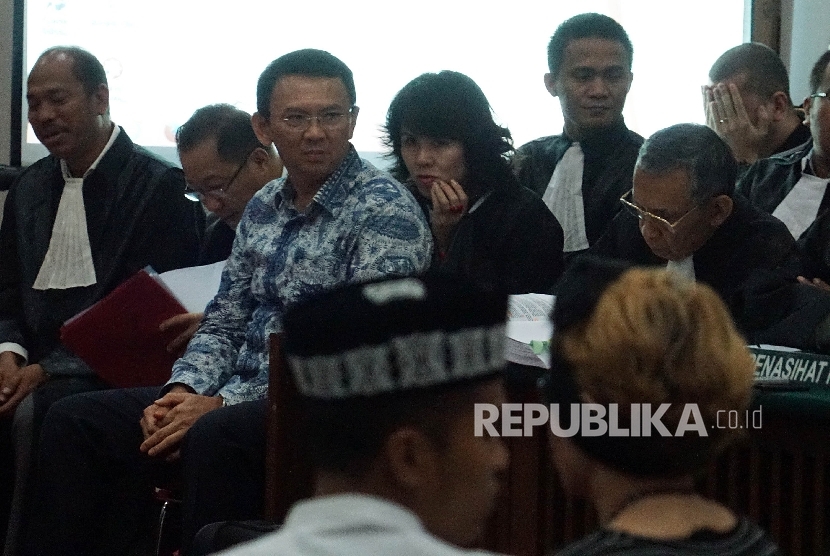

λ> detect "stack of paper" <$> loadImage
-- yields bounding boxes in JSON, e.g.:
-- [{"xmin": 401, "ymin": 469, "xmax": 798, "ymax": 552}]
[{"xmin": 505, "ymin": 294, "xmax": 554, "ymax": 369}]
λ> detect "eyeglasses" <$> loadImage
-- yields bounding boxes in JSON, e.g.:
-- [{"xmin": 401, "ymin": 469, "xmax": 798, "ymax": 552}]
[
  {"xmin": 619, "ymin": 189, "xmax": 700, "ymax": 233},
  {"xmin": 184, "ymin": 148, "xmax": 255, "ymax": 202},
  {"xmin": 279, "ymin": 107, "xmax": 356, "ymax": 131}
]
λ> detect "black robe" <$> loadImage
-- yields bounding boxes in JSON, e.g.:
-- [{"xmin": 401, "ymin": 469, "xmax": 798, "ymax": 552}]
[
  {"xmin": 415, "ymin": 182, "xmax": 565, "ymax": 294},
  {"xmin": 737, "ymin": 139, "xmax": 830, "ymax": 280},
  {"xmin": 514, "ymin": 121, "xmax": 644, "ymax": 257},
  {"xmin": 199, "ymin": 212, "xmax": 236, "ymax": 265},
  {"xmin": 589, "ymin": 194, "xmax": 830, "ymax": 350},
  {"xmin": 0, "ymin": 128, "xmax": 204, "ymax": 376},
  {"xmin": 775, "ymin": 123, "xmax": 812, "ymax": 156}
]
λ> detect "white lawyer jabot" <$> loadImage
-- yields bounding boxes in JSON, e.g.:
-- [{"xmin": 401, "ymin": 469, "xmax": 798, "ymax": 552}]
[
  {"xmin": 33, "ymin": 125, "xmax": 120, "ymax": 290},
  {"xmin": 771, "ymin": 154, "xmax": 830, "ymax": 240},
  {"xmin": 542, "ymin": 142, "xmax": 589, "ymax": 252},
  {"xmin": 666, "ymin": 256, "xmax": 696, "ymax": 282}
]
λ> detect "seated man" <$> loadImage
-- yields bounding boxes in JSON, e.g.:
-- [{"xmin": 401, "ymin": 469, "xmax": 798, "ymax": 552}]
[
  {"xmin": 591, "ymin": 122, "xmax": 830, "ymax": 352},
  {"xmin": 514, "ymin": 13, "xmax": 643, "ymax": 259},
  {"xmin": 738, "ymin": 51, "xmax": 830, "ymax": 281},
  {"xmin": 544, "ymin": 257, "xmax": 780, "ymax": 554},
  {"xmin": 0, "ymin": 46, "xmax": 202, "ymax": 555},
  {"xmin": 214, "ymin": 274, "xmax": 510, "ymax": 555},
  {"xmin": 704, "ymin": 42, "xmax": 811, "ymax": 165},
  {"xmin": 177, "ymin": 103, "xmax": 283, "ymax": 265},
  {"xmin": 161, "ymin": 104, "xmax": 284, "ymax": 355},
  {"xmin": 24, "ymin": 48, "xmax": 432, "ymax": 556}
]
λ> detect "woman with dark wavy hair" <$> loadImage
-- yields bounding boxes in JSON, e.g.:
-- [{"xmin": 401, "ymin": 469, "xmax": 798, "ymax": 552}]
[{"xmin": 384, "ymin": 71, "xmax": 564, "ymax": 293}]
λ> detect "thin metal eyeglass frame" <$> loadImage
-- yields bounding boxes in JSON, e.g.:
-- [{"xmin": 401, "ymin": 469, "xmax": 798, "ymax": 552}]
[
  {"xmin": 184, "ymin": 148, "xmax": 256, "ymax": 202},
  {"xmin": 279, "ymin": 106, "xmax": 356, "ymax": 132},
  {"xmin": 618, "ymin": 189, "xmax": 700, "ymax": 234}
]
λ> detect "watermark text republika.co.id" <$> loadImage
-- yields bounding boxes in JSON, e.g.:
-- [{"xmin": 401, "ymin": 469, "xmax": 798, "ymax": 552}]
[{"xmin": 474, "ymin": 403, "xmax": 763, "ymax": 437}]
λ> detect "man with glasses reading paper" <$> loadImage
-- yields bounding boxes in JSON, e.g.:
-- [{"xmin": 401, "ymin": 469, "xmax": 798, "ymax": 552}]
[
  {"xmin": 590, "ymin": 122, "xmax": 830, "ymax": 353},
  {"xmin": 25, "ymin": 49, "xmax": 432, "ymax": 556},
  {"xmin": 158, "ymin": 104, "xmax": 285, "ymax": 356}
]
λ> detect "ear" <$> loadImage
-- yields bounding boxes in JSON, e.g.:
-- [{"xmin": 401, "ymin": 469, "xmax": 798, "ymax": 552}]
[
  {"xmin": 92, "ymin": 83, "xmax": 109, "ymax": 116},
  {"xmin": 251, "ymin": 113, "xmax": 274, "ymax": 147},
  {"xmin": 248, "ymin": 146, "xmax": 269, "ymax": 167},
  {"xmin": 804, "ymin": 96, "xmax": 814, "ymax": 126},
  {"xmin": 383, "ymin": 427, "xmax": 439, "ymax": 492},
  {"xmin": 544, "ymin": 73, "xmax": 559, "ymax": 98},
  {"xmin": 768, "ymin": 91, "xmax": 791, "ymax": 121},
  {"xmin": 708, "ymin": 194, "xmax": 733, "ymax": 227},
  {"xmin": 347, "ymin": 105, "xmax": 359, "ymax": 141}
]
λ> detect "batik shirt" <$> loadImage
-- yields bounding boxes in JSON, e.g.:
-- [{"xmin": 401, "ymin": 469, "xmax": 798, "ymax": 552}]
[{"xmin": 167, "ymin": 147, "xmax": 432, "ymax": 404}]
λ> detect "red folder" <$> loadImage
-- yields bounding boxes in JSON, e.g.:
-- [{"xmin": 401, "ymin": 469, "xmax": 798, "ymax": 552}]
[{"xmin": 60, "ymin": 268, "xmax": 187, "ymax": 388}]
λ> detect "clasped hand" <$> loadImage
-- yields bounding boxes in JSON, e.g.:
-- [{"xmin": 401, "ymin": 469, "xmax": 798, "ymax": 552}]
[
  {"xmin": 0, "ymin": 354, "xmax": 47, "ymax": 417},
  {"xmin": 429, "ymin": 179, "xmax": 468, "ymax": 255},
  {"xmin": 139, "ymin": 389, "xmax": 222, "ymax": 461}
]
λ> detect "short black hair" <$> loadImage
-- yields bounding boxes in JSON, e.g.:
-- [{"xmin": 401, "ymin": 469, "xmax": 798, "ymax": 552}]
[
  {"xmin": 256, "ymin": 49, "xmax": 355, "ymax": 119},
  {"xmin": 636, "ymin": 123, "xmax": 737, "ymax": 203},
  {"xmin": 709, "ymin": 42, "xmax": 792, "ymax": 103},
  {"xmin": 176, "ymin": 104, "xmax": 263, "ymax": 164},
  {"xmin": 809, "ymin": 50, "xmax": 830, "ymax": 94},
  {"xmin": 302, "ymin": 381, "xmax": 484, "ymax": 478},
  {"xmin": 547, "ymin": 13, "xmax": 633, "ymax": 77},
  {"xmin": 383, "ymin": 71, "xmax": 515, "ymax": 192},
  {"xmin": 37, "ymin": 46, "xmax": 107, "ymax": 96}
]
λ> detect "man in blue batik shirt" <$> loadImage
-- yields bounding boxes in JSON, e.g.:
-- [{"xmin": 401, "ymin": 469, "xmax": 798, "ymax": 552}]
[{"xmin": 25, "ymin": 49, "xmax": 432, "ymax": 556}]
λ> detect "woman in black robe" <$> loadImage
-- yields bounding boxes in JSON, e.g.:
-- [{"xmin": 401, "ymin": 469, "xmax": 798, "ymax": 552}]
[{"xmin": 383, "ymin": 71, "xmax": 564, "ymax": 294}]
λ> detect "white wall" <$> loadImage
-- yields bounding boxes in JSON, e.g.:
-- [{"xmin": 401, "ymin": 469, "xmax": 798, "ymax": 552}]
[
  {"xmin": 3, "ymin": 1, "xmax": 828, "ymax": 166},
  {"xmin": 0, "ymin": 0, "xmax": 15, "ymax": 166},
  {"xmin": 783, "ymin": 0, "xmax": 830, "ymax": 103}
]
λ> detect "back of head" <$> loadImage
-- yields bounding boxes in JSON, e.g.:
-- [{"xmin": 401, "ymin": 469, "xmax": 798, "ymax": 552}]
[
  {"xmin": 637, "ymin": 123, "xmax": 737, "ymax": 203},
  {"xmin": 383, "ymin": 70, "xmax": 514, "ymax": 189},
  {"xmin": 177, "ymin": 104, "xmax": 264, "ymax": 163},
  {"xmin": 546, "ymin": 256, "xmax": 755, "ymax": 476},
  {"xmin": 548, "ymin": 259, "xmax": 755, "ymax": 477},
  {"xmin": 256, "ymin": 49, "xmax": 355, "ymax": 119},
  {"xmin": 34, "ymin": 46, "xmax": 108, "ymax": 96},
  {"xmin": 547, "ymin": 13, "xmax": 633, "ymax": 77},
  {"xmin": 709, "ymin": 42, "xmax": 791, "ymax": 103},
  {"xmin": 809, "ymin": 50, "xmax": 830, "ymax": 94},
  {"xmin": 282, "ymin": 273, "xmax": 508, "ymax": 477}
]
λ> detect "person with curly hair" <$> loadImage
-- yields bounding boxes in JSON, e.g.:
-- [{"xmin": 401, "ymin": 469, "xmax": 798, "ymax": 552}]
[{"xmin": 543, "ymin": 257, "xmax": 780, "ymax": 555}]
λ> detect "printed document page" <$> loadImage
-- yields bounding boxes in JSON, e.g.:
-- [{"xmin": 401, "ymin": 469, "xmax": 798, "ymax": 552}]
[{"xmin": 158, "ymin": 261, "xmax": 226, "ymax": 313}]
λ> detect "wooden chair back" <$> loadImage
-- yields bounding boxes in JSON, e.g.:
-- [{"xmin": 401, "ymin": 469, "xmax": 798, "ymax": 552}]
[{"xmin": 263, "ymin": 333, "xmax": 314, "ymax": 522}]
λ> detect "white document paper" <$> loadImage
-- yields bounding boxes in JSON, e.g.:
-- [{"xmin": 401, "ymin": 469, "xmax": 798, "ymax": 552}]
[
  {"xmin": 158, "ymin": 261, "xmax": 226, "ymax": 313},
  {"xmin": 505, "ymin": 294, "xmax": 555, "ymax": 368},
  {"xmin": 507, "ymin": 293, "xmax": 554, "ymax": 321}
]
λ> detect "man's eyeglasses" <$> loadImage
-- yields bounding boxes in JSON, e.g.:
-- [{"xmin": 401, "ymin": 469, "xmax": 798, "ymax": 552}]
[
  {"xmin": 619, "ymin": 189, "xmax": 700, "ymax": 233},
  {"xmin": 184, "ymin": 148, "xmax": 256, "ymax": 202},
  {"xmin": 279, "ymin": 107, "xmax": 356, "ymax": 131}
]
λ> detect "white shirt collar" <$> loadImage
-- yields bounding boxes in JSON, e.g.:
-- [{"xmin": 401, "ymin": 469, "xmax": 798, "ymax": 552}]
[
  {"xmin": 285, "ymin": 494, "xmax": 424, "ymax": 533},
  {"xmin": 60, "ymin": 124, "xmax": 120, "ymax": 180}
]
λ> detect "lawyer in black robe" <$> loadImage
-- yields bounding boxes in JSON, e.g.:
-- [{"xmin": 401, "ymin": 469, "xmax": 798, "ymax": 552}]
[
  {"xmin": 591, "ymin": 194, "xmax": 830, "ymax": 350},
  {"xmin": 514, "ymin": 121, "xmax": 643, "ymax": 254},
  {"xmin": 737, "ymin": 139, "xmax": 830, "ymax": 279},
  {"xmin": 0, "ymin": 128, "xmax": 203, "ymax": 554},
  {"xmin": 0, "ymin": 128, "xmax": 203, "ymax": 377},
  {"xmin": 412, "ymin": 182, "xmax": 565, "ymax": 294}
]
